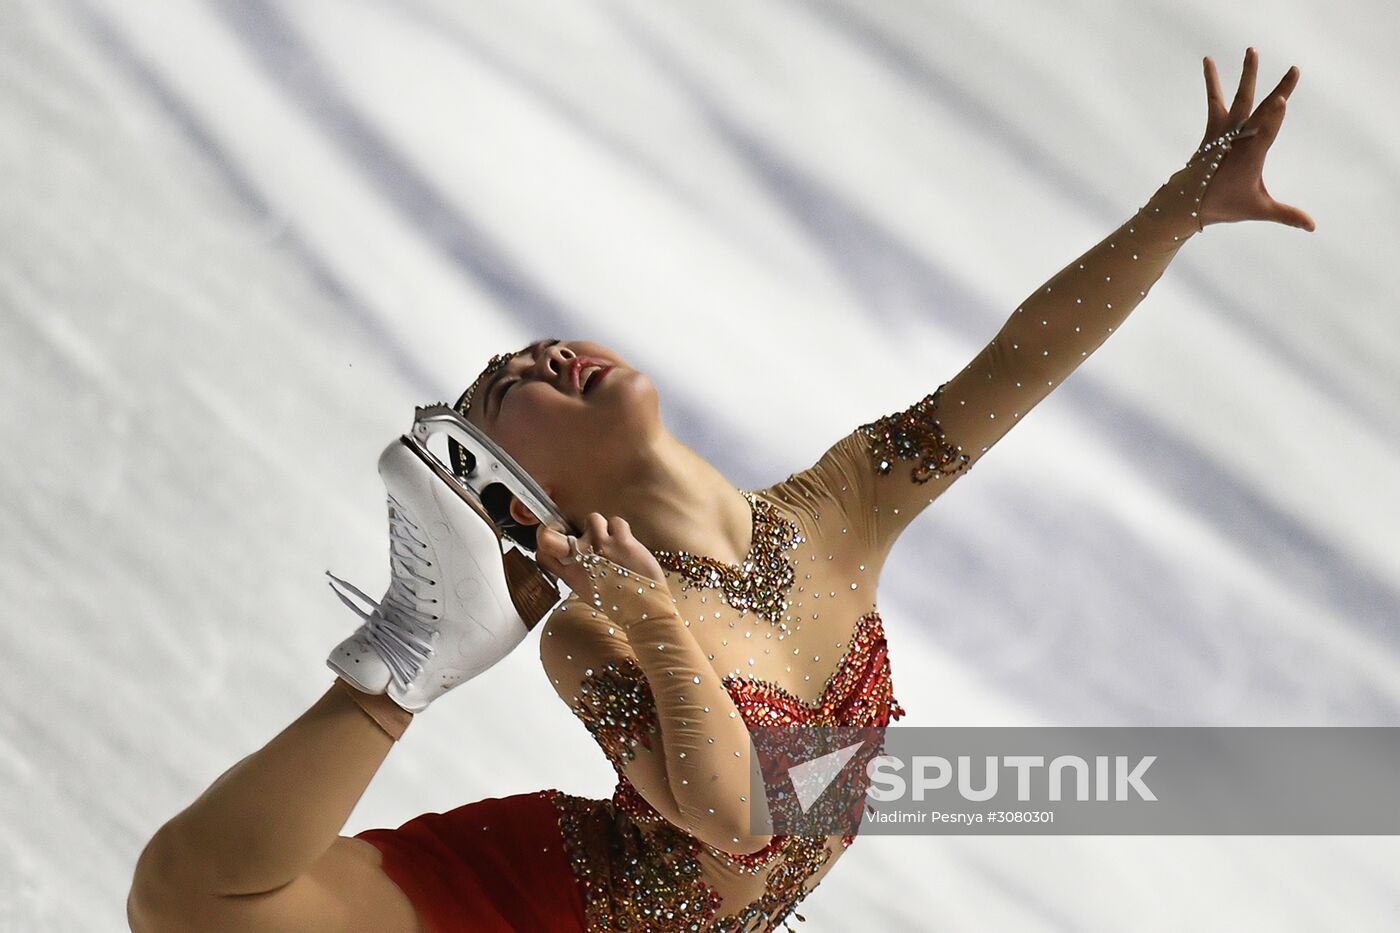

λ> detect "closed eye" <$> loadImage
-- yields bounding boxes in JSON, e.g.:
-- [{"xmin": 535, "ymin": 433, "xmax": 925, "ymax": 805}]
[{"xmin": 493, "ymin": 338, "xmax": 562, "ymax": 415}]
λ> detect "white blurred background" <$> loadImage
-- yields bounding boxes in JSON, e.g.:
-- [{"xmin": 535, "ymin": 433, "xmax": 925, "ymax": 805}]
[{"xmin": 3, "ymin": 0, "xmax": 1397, "ymax": 929}]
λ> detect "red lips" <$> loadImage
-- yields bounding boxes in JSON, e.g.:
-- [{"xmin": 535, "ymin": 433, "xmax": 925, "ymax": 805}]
[{"xmin": 571, "ymin": 357, "xmax": 612, "ymax": 395}]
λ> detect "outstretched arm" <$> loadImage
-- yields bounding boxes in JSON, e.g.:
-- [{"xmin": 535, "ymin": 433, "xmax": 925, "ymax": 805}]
[{"xmin": 779, "ymin": 48, "xmax": 1313, "ymax": 570}]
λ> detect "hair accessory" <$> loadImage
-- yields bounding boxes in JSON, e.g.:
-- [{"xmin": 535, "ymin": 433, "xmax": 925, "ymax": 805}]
[
  {"xmin": 447, "ymin": 350, "xmax": 515, "ymax": 482},
  {"xmin": 455, "ymin": 351, "xmax": 515, "ymax": 422}
]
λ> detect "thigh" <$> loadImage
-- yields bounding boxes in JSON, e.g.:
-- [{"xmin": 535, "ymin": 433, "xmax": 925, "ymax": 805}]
[{"xmin": 130, "ymin": 835, "xmax": 423, "ymax": 933}]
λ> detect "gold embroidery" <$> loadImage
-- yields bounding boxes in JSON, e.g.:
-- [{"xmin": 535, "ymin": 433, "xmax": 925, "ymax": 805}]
[
  {"xmin": 572, "ymin": 657, "xmax": 660, "ymax": 773},
  {"xmin": 551, "ymin": 790, "xmax": 723, "ymax": 932},
  {"xmin": 857, "ymin": 382, "xmax": 972, "ymax": 484},
  {"xmin": 712, "ymin": 834, "xmax": 831, "ymax": 932},
  {"xmin": 651, "ymin": 491, "xmax": 804, "ymax": 633},
  {"xmin": 553, "ymin": 786, "xmax": 833, "ymax": 933}
]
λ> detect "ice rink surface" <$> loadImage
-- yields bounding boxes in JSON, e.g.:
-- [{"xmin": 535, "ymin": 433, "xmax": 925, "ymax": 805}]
[{"xmin": 3, "ymin": 0, "xmax": 1398, "ymax": 929}]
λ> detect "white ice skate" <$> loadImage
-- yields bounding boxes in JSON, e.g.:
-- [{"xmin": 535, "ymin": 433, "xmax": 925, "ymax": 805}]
[{"xmin": 325, "ymin": 404, "xmax": 577, "ymax": 713}]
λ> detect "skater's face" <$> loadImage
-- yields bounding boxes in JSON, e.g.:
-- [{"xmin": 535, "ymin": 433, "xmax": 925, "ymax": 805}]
[{"xmin": 463, "ymin": 337, "xmax": 657, "ymax": 500}]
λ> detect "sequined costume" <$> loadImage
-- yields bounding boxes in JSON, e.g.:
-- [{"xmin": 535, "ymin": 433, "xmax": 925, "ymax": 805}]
[{"xmin": 354, "ymin": 136, "xmax": 1242, "ymax": 932}]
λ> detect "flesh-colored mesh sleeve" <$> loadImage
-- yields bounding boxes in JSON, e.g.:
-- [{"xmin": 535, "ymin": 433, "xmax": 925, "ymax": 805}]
[
  {"xmin": 538, "ymin": 554, "xmax": 772, "ymax": 856},
  {"xmin": 783, "ymin": 138, "xmax": 1241, "ymax": 567}
]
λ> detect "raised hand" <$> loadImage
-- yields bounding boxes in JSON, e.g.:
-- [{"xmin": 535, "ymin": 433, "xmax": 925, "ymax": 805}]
[
  {"xmin": 1198, "ymin": 47, "xmax": 1315, "ymax": 231},
  {"xmin": 537, "ymin": 512, "xmax": 669, "ymax": 602}
]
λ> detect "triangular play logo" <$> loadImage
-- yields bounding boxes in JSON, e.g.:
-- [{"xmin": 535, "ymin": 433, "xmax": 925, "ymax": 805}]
[{"xmin": 788, "ymin": 740, "xmax": 867, "ymax": 812}]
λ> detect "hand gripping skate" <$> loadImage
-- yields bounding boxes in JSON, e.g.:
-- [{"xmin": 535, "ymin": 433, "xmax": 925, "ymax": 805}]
[{"xmin": 324, "ymin": 405, "xmax": 578, "ymax": 713}]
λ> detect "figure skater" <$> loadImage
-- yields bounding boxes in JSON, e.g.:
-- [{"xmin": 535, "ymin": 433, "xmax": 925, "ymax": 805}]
[{"xmin": 127, "ymin": 48, "xmax": 1314, "ymax": 933}]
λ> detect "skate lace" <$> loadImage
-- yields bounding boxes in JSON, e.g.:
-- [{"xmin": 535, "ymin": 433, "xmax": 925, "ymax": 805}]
[{"xmin": 325, "ymin": 492, "xmax": 440, "ymax": 691}]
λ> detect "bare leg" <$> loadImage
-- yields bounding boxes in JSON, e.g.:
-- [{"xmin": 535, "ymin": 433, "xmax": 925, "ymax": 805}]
[{"xmin": 137, "ymin": 680, "xmax": 410, "ymax": 898}]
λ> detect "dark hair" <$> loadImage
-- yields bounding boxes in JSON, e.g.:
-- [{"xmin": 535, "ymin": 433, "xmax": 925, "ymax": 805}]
[
  {"xmin": 480, "ymin": 482, "xmax": 540, "ymax": 554},
  {"xmin": 448, "ymin": 385, "xmax": 542, "ymax": 555}
]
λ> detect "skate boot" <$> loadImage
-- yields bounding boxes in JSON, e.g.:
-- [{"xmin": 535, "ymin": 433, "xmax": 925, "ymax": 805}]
[{"xmin": 325, "ymin": 406, "xmax": 575, "ymax": 713}]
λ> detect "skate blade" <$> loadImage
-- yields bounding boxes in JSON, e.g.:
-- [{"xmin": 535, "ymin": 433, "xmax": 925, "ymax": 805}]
[
  {"xmin": 410, "ymin": 404, "xmax": 576, "ymax": 538},
  {"xmin": 396, "ymin": 434, "xmax": 563, "ymax": 631}
]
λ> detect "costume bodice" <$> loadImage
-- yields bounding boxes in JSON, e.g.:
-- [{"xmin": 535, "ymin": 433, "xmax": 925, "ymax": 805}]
[
  {"xmin": 541, "ymin": 418, "xmax": 952, "ymax": 931},
  {"xmin": 610, "ymin": 606, "xmax": 906, "ymax": 845},
  {"xmin": 722, "ymin": 609, "xmax": 907, "ymax": 729}
]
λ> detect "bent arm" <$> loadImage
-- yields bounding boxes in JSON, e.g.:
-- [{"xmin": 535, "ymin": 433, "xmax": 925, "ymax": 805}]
[{"xmin": 540, "ymin": 574, "xmax": 770, "ymax": 855}]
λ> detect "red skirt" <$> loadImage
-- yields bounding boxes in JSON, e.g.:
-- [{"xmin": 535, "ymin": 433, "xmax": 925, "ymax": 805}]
[{"xmin": 355, "ymin": 789, "xmax": 587, "ymax": 933}]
